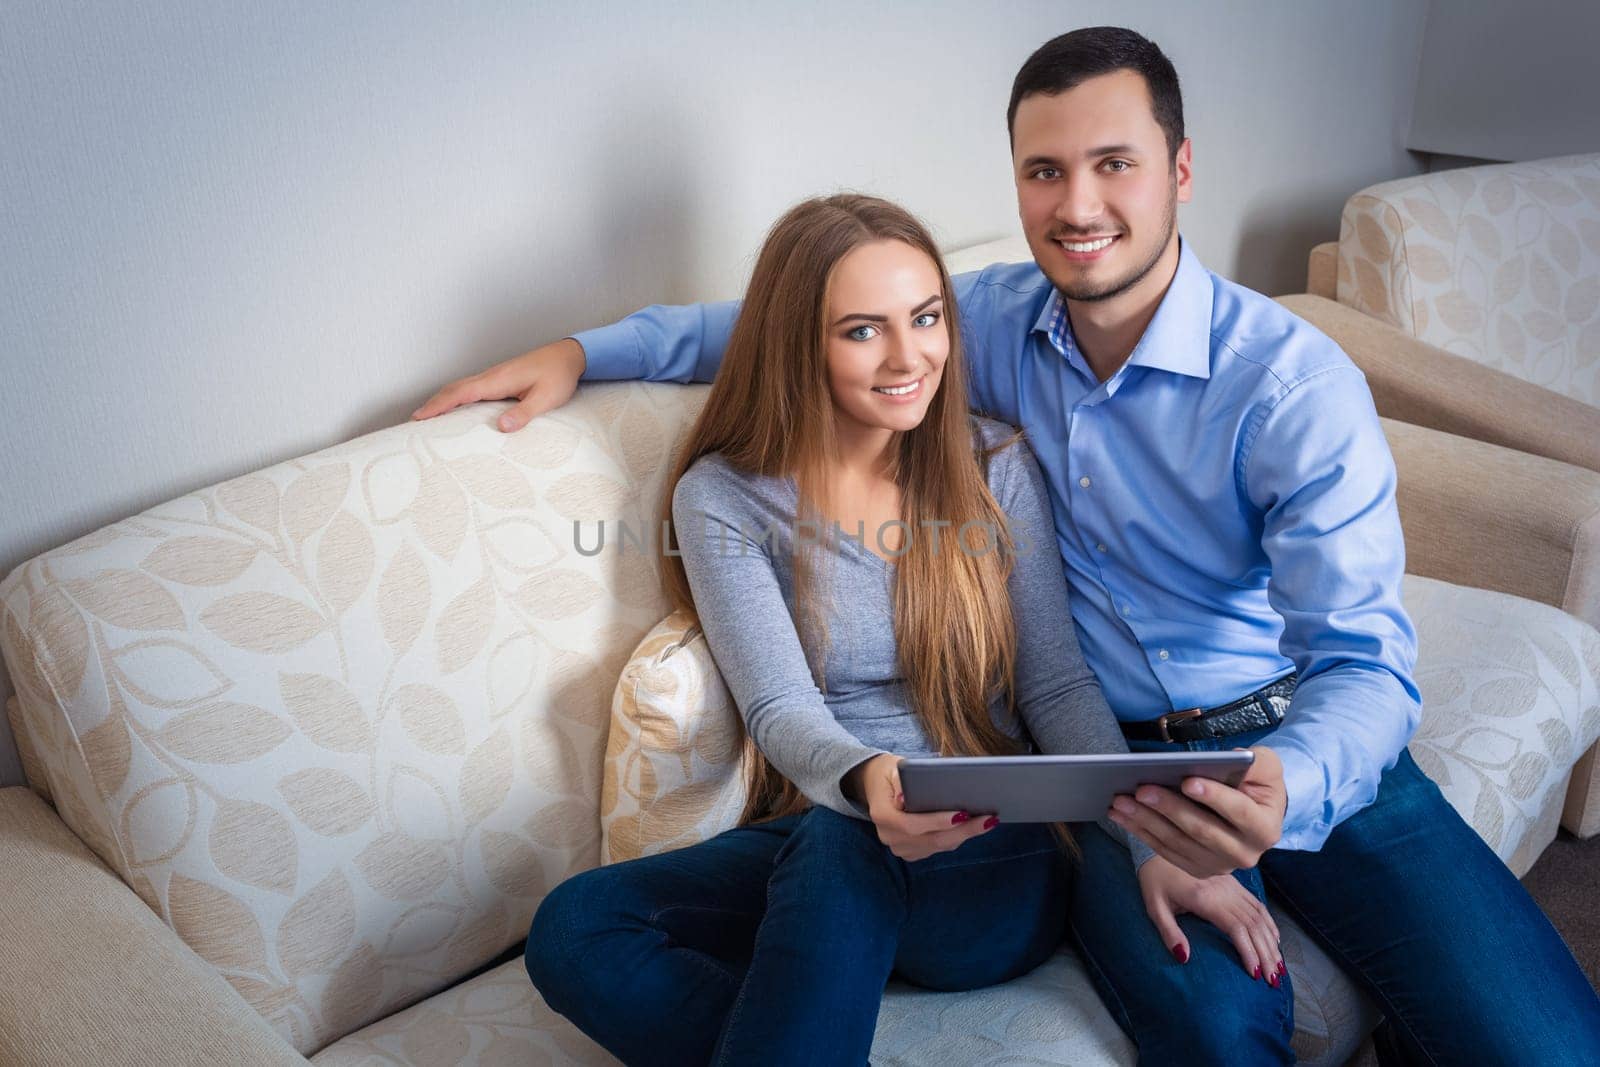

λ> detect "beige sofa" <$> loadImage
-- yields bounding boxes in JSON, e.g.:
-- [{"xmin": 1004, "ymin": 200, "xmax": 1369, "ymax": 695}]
[
  {"xmin": 1279, "ymin": 153, "xmax": 1600, "ymax": 836},
  {"xmin": 4, "ymin": 238, "xmax": 1599, "ymax": 1067}
]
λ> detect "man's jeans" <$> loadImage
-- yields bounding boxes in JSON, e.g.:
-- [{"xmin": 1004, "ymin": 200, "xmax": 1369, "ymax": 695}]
[
  {"xmin": 526, "ymin": 804, "xmax": 1073, "ymax": 1066},
  {"xmin": 1070, "ymin": 725, "xmax": 1600, "ymax": 1065}
]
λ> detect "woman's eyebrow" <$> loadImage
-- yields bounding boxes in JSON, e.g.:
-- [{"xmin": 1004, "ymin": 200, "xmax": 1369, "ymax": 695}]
[{"xmin": 830, "ymin": 294, "xmax": 942, "ymax": 327}]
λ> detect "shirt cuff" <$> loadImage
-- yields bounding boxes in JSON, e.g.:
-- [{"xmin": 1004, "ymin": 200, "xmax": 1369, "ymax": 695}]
[
  {"xmin": 1269, "ymin": 741, "xmax": 1331, "ymax": 851},
  {"xmin": 569, "ymin": 321, "xmax": 640, "ymax": 381},
  {"xmin": 1096, "ymin": 817, "xmax": 1157, "ymax": 870},
  {"xmin": 816, "ymin": 745, "xmax": 888, "ymax": 821}
]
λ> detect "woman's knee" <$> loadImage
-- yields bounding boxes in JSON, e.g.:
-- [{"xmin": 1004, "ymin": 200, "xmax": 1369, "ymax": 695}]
[
  {"xmin": 525, "ymin": 873, "xmax": 585, "ymax": 999},
  {"xmin": 772, "ymin": 807, "xmax": 906, "ymax": 912},
  {"xmin": 525, "ymin": 867, "xmax": 638, "ymax": 1006}
]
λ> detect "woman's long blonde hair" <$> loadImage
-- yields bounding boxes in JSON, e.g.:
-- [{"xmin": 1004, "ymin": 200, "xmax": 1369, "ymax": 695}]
[{"xmin": 662, "ymin": 194, "xmax": 1026, "ymax": 826}]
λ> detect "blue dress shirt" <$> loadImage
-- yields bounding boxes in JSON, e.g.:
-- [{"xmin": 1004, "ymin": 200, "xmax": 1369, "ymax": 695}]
[{"xmin": 573, "ymin": 239, "xmax": 1421, "ymax": 851}]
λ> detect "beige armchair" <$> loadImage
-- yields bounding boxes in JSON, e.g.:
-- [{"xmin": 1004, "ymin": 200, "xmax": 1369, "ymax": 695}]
[{"xmin": 1280, "ymin": 153, "xmax": 1600, "ymax": 836}]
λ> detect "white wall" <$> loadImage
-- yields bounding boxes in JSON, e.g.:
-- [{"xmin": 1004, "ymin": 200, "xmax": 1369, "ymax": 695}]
[
  {"xmin": 0, "ymin": 1, "xmax": 1430, "ymax": 787},
  {"xmin": 1409, "ymin": 0, "xmax": 1600, "ymax": 162}
]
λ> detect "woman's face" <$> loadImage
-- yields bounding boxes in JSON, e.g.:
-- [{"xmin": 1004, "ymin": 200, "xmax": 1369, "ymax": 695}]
[{"xmin": 823, "ymin": 239, "xmax": 949, "ymax": 444}]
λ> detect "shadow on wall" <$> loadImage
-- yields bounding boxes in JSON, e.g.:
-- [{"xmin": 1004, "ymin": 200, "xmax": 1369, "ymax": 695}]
[{"xmin": 1231, "ymin": 188, "xmax": 1340, "ymax": 298}]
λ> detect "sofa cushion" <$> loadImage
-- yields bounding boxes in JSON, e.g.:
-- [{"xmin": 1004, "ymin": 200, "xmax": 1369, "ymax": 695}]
[
  {"xmin": 0, "ymin": 382, "xmax": 709, "ymax": 1055},
  {"xmin": 1401, "ymin": 573, "xmax": 1600, "ymax": 875},
  {"xmin": 1334, "ymin": 153, "xmax": 1600, "ymax": 406},
  {"xmin": 308, "ymin": 956, "xmax": 608, "ymax": 1066},
  {"xmin": 304, "ymin": 910, "xmax": 1372, "ymax": 1067},
  {"xmin": 601, "ymin": 609, "xmax": 745, "ymax": 865}
]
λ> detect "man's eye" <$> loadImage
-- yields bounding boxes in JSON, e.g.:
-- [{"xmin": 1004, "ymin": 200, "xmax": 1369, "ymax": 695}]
[
  {"xmin": 912, "ymin": 312, "xmax": 940, "ymax": 328},
  {"xmin": 847, "ymin": 325, "xmax": 877, "ymax": 342},
  {"xmin": 1033, "ymin": 168, "xmax": 1061, "ymax": 180},
  {"xmin": 1104, "ymin": 159, "xmax": 1131, "ymax": 172}
]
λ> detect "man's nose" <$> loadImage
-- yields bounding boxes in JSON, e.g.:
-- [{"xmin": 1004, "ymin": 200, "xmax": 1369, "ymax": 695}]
[{"xmin": 1054, "ymin": 175, "xmax": 1104, "ymax": 229}]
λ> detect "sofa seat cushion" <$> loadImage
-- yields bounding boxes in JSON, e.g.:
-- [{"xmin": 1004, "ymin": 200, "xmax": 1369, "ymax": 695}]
[
  {"xmin": 308, "ymin": 957, "xmax": 607, "ymax": 1066},
  {"xmin": 306, "ymin": 904, "xmax": 1374, "ymax": 1067},
  {"xmin": 877, "ymin": 899, "xmax": 1377, "ymax": 1067}
]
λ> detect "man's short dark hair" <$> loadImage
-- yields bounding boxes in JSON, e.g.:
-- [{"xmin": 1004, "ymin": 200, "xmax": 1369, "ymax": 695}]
[{"xmin": 1007, "ymin": 26, "xmax": 1185, "ymax": 158}]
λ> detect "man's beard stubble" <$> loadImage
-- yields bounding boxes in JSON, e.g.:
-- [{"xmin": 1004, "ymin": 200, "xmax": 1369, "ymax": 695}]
[{"xmin": 1049, "ymin": 187, "xmax": 1178, "ymax": 304}]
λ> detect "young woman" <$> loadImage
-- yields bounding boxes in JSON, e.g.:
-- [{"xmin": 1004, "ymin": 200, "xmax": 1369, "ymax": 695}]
[{"xmin": 524, "ymin": 195, "xmax": 1281, "ymax": 1065}]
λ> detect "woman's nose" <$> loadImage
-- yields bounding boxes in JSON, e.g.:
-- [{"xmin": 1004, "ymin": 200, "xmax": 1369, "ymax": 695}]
[{"xmin": 884, "ymin": 331, "xmax": 921, "ymax": 372}]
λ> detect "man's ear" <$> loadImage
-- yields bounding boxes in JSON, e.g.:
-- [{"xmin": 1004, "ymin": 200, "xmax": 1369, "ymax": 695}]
[{"xmin": 1174, "ymin": 138, "xmax": 1194, "ymax": 204}]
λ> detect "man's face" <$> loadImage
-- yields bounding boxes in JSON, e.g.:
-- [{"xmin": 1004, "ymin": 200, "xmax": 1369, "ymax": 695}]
[{"xmin": 1012, "ymin": 69, "xmax": 1192, "ymax": 303}]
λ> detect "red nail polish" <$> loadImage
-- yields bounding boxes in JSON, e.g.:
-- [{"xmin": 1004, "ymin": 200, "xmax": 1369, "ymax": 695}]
[
  {"xmin": 1251, "ymin": 964, "xmax": 1261, "ymax": 980},
  {"xmin": 1267, "ymin": 971, "xmax": 1279, "ymax": 988},
  {"xmin": 1170, "ymin": 943, "xmax": 1188, "ymax": 964},
  {"xmin": 982, "ymin": 815, "xmax": 999, "ymax": 830},
  {"xmin": 951, "ymin": 811, "xmax": 969, "ymax": 825},
  {"xmin": 1277, "ymin": 960, "xmax": 1287, "ymax": 977}
]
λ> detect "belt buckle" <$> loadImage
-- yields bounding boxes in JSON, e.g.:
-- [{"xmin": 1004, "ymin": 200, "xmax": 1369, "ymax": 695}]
[{"xmin": 1157, "ymin": 707, "xmax": 1204, "ymax": 743}]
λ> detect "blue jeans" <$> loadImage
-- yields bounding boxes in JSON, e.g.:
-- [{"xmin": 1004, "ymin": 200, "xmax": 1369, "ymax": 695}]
[
  {"xmin": 526, "ymin": 804, "xmax": 1073, "ymax": 1066},
  {"xmin": 1070, "ymin": 726, "xmax": 1600, "ymax": 1066}
]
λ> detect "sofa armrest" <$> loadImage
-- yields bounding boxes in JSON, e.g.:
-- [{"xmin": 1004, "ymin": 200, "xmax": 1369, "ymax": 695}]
[
  {"xmin": 1306, "ymin": 242, "xmax": 1338, "ymax": 299},
  {"xmin": 1278, "ymin": 294, "xmax": 1600, "ymax": 476},
  {"xmin": 1383, "ymin": 423, "xmax": 1600, "ymax": 838},
  {"xmin": 0, "ymin": 787, "xmax": 307, "ymax": 1066},
  {"xmin": 1381, "ymin": 418, "xmax": 1600, "ymax": 634}
]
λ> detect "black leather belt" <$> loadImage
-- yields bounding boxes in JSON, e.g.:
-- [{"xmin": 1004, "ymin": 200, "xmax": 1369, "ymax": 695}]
[{"xmin": 1121, "ymin": 673, "xmax": 1297, "ymax": 744}]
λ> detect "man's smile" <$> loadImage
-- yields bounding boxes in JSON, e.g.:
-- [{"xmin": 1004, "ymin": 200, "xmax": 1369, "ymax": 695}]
[{"xmin": 1055, "ymin": 234, "xmax": 1120, "ymax": 260}]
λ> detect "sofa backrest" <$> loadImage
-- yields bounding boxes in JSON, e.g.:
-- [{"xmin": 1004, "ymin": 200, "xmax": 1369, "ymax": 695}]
[
  {"xmin": 1334, "ymin": 153, "xmax": 1600, "ymax": 408},
  {"xmin": 0, "ymin": 382, "xmax": 706, "ymax": 1055}
]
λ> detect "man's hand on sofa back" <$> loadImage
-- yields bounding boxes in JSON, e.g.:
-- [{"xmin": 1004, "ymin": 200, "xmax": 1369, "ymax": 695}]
[{"xmin": 411, "ymin": 336, "xmax": 587, "ymax": 432}]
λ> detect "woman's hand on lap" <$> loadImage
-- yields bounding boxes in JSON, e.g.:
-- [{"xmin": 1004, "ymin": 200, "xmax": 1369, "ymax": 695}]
[
  {"xmin": 1135, "ymin": 854, "xmax": 1284, "ymax": 984},
  {"xmin": 850, "ymin": 754, "xmax": 998, "ymax": 862}
]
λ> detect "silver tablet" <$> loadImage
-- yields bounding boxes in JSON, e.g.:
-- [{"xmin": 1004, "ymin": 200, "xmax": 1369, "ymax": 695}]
[{"xmin": 898, "ymin": 751, "xmax": 1255, "ymax": 823}]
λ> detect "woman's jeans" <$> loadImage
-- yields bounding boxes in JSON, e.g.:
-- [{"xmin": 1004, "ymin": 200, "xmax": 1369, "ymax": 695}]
[
  {"xmin": 1069, "ymin": 726, "xmax": 1600, "ymax": 1066},
  {"xmin": 526, "ymin": 804, "xmax": 1073, "ymax": 1066}
]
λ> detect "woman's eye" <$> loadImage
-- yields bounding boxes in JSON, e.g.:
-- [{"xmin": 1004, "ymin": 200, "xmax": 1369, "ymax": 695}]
[
  {"xmin": 912, "ymin": 312, "xmax": 940, "ymax": 328},
  {"xmin": 847, "ymin": 325, "xmax": 877, "ymax": 342}
]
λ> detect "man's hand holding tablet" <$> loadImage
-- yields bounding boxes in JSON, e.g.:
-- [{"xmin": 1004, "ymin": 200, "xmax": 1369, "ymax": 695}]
[{"xmin": 1106, "ymin": 745, "xmax": 1289, "ymax": 877}]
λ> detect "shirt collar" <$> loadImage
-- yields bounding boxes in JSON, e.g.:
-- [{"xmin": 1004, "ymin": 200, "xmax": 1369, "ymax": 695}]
[{"xmin": 1034, "ymin": 237, "xmax": 1215, "ymax": 382}]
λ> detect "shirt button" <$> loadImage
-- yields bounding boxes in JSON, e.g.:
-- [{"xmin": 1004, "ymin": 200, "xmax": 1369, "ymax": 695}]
[
  {"xmin": 1079, "ymin": 476, "xmax": 1092, "ymax": 488},
  {"xmin": 1158, "ymin": 649, "xmax": 1170, "ymax": 660},
  {"xmin": 1096, "ymin": 543, "xmax": 1108, "ymax": 553},
  {"xmin": 1121, "ymin": 605, "xmax": 1131, "ymax": 617}
]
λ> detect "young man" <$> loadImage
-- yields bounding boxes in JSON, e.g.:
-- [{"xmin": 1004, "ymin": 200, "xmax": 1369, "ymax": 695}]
[{"xmin": 416, "ymin": 27, "xmax": 1600, "ymax": 1064}]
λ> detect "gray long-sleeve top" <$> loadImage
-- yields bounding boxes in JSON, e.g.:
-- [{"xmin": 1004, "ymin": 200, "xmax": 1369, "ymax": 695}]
[{"xmin": 672, "ymin": 417, "xmax": 1153, "ymax": 868}]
